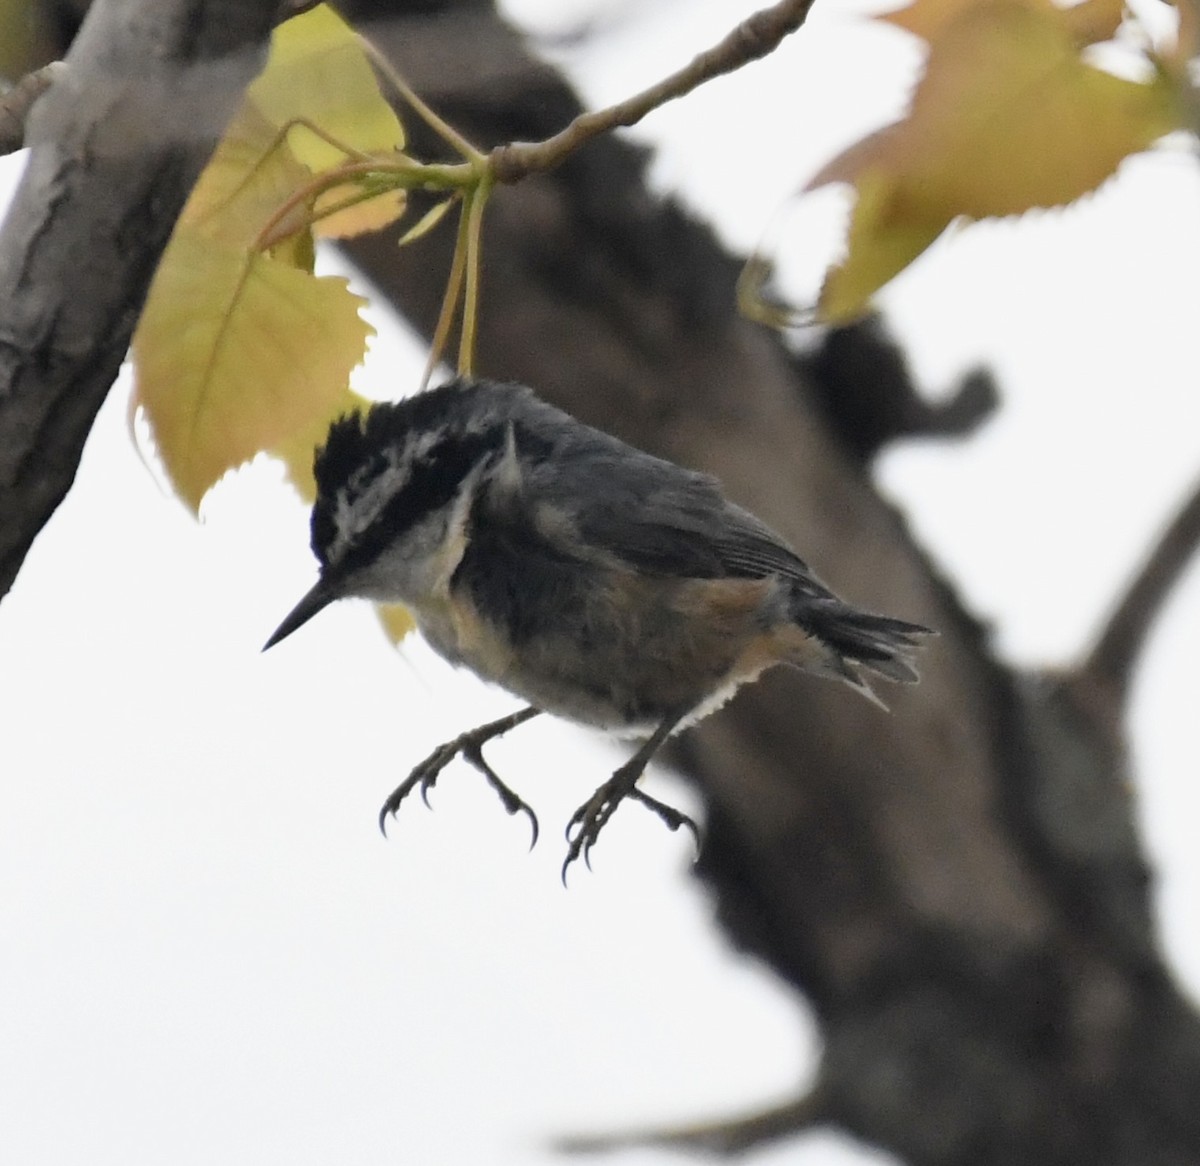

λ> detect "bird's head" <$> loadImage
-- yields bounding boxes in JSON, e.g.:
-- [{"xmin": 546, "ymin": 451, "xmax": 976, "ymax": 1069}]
[{"xmin": 263, "ymin": 380, "xmax": 514, "ymax": 650}]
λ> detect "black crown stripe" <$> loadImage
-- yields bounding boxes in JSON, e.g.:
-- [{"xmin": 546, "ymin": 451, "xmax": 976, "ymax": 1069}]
[{"xmin": 311, "ymin": 408, "xmax": 507, "ymax": 573}]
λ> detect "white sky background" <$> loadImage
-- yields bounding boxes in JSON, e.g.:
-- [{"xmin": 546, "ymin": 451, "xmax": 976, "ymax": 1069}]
[{"xmin": 2, "ymin": 1, "xmax": 1199, "ymax": 1164}]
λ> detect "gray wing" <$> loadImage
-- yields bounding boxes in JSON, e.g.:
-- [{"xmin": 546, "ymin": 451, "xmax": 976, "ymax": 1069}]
[
  {"xmin": 502, "ymin": 395, "xmax": 930, "ymax": 687},
  {"xmin": 514, "ymin": 404, "xmax": 831, "ymax": 594}
]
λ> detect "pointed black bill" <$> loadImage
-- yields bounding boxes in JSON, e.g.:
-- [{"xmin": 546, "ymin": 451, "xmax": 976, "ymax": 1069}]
[{"xmin": 262, "ymin": 577, "xmax": 337, "ymax": 651}]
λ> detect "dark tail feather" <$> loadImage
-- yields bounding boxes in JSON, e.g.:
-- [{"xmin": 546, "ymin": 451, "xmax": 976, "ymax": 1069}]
[{"xmin": 805, "ymin": 605, "xmax": 933, "ymax": 695}]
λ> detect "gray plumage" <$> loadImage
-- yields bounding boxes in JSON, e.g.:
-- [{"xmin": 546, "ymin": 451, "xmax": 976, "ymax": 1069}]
[{"xmin": 265, "ymin": 377, "xmax": 932, "ymax": 873}]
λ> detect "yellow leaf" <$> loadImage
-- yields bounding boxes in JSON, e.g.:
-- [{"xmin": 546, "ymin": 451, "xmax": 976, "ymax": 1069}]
[
  {"xmin": 396, "ymin": 197, "xmax": 457, "ymax": 247},
  {"xmin": 271, "ymin": 384, "xmax": 365, "ymax": 501},
  {"xmin": 817, "ymin": 170, "xmax": 945, "ymax": 322},
  {"xmin": 811, "ymin": 0, "xmax": 1182, "ymax": 318},
  {"xmin": 884, "ymin": 0, "xmax": 1125, "ymax": 47},
  {"xmin": 376, "ymin": 603, "xmax": 416, "ymax": 643},
  {"xmin": 180, "ymin": 103, "xmax": 313, "ymax": 249},
  {"xmin": 248, "ymin": 3, "xmax": 404, "ymax": 172},
  {"xmin": 1059, "ymin": 0, "xmax": 1127, "ymax": 46},
  {"xmin": 883, "ymin": 0, "xmax": 993, "ymax": 41},
  {"xmin": 132, "ymin": 231, "xmax": 372, "ymax": 511},
  {"xmin": 897, "ymin": 2, "xmax": 1177, "ymax": 216},
  {"xmin": 312, "ymin": 186, "xmax": 408, "ymax": 239},
  {"xmin": 179, "ymin": 6, "xmax": 410, "ymax": 258},
  {"xmin": 268, "ymin": 226, "xmax": 317, "ymax": 274}
]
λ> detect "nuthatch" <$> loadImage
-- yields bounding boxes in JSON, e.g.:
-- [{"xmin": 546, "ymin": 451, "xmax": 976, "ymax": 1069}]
[{"xmin": 265, "ymin": 377, "xmax": 931, "ymax": 877}]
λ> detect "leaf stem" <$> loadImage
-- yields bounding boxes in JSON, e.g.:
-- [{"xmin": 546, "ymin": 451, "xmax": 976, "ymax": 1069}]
[
  {"xmin": 458, "ymin": 176, "xmax": 493, "ymax": 376},
  {"xmin": 358, "ymin": 34, "xmax": 486, "ymax": 164},
  {"xmin": 306, "ymin": 184, "xmax": 399, "ymax": 232},
  {"xmin": 278, "ymin": 115, "xmax": 374, "ymax": 164},
  {"xmin": 421, "ymin": 204, "xmax": 472, "ymax": 390},
  {"xmin": 253, "ymin": 156, "xmax": 473, "ymax": 251}
]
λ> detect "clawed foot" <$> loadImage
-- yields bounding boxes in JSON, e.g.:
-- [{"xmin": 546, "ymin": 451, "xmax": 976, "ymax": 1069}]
[
  {"xmin": 376, "ymin": 706, "xmax": 700, "ymax": 877},
  {"xmin": 378, "ymin": 707, "xmax": 541, "ymax": 848},
  {"xmin": 561, "ymin": 767, "xmax": 700, "ymax": 883}
]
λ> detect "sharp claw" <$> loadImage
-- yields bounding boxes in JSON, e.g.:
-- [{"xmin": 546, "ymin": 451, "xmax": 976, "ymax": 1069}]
[
  {"xmin": 379, "ymin": 708, "xmax": 695, "ymax": 875},
  {"xmin": 560, "ymin": 762, "xmax": 700, "ymax": 875},
  {"xmin": 503, "ymin": 800, "xmax": 539, "ymax": 850},
  {"xmin": 377, "ymin": 709, "xmax": 541, "ymax": 847},
  {"xmin": 561, "ymin": 840, "xmax": 585, "ymax": 885},
  {"xmin": 461, "ymin": 739, "xmax": 540, "ymax": 846},
  {"xmin": 626, "ymin": 787, "xmax": 702, "ymax": 856}
]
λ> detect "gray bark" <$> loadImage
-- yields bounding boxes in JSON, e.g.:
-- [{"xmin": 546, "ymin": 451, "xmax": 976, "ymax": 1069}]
[{"xmin": 0, "ymin": 0, "xmax": 279, "ymax": 596}]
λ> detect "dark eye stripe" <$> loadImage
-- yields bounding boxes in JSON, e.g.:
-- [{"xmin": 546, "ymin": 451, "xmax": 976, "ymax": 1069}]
[
  {"xmin": 312, "ymin": 429, "xmax": 502, "ymax": 573},
  {"xmin": 379, "ymin": 432, "xmax": 497, "ymax": 541}
]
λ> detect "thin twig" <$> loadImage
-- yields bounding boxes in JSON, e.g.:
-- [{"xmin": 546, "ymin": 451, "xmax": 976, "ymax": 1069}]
[
  {"xmin": 1081, "ymin": 472, "xmax": 1200, "ymax": 706},
  {"xmin": 555, "ymin": 1088, "xmax": 829, "ymax": 1157},
  {"xmin": 0, "ymin": 62, "xmax": 68, "ymax": 157},
  {"xmin": 490, "ymin": 0, "xmax": 818, "ymax": 183}
]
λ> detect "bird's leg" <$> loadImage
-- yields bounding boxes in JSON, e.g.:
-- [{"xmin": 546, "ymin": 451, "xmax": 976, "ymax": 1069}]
[
  {"xmin": 562, "ymin": 710, "xmax": 698, "ymax": 881},
  {"xmin": 627, "ymin": 787, "xmax": 701, "ymax": 849},
  {"xmin": 379, "ymin": 706, "xmax": 543, "ymax": 846}
]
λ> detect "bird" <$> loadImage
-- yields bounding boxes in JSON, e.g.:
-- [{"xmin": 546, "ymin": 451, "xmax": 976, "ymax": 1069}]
[{"xmin": 263, "ymin": 376, "xmax": 932, "ymax": 878}]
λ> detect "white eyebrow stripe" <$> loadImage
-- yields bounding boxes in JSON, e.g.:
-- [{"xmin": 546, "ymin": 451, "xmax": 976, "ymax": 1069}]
[
  {"xmin": 322, "ymin": 426, "xmax": 455, "ymax": 567},
  {"xmin": 327, "ymin": 451, "xmax": 409, "ymax": 566}
]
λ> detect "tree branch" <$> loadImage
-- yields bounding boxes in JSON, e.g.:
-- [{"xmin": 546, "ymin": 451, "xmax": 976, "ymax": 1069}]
[
  {"xmin": 489, "ymin": 0, "xmax": 818, "ymax": 183},
  {"xmin": 0, "ymin": 0, "xmax": 280, "ymax": 601},
  {"xmin": 1080, "ymin": 472, "xmax": 1200, "ymax": 707},
  {"xmin": 556, "ymin": 1087, "xmax": 830, "ymax": 1157},
  {"xmin": 0, "ymin": 61, "xmax": 67, "ymax": 156}
]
